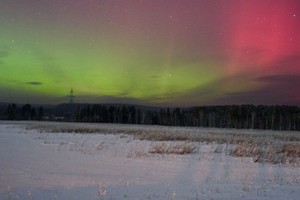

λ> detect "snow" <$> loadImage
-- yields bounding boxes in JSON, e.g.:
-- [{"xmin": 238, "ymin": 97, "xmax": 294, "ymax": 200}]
[{"xmin": 0, "ymin": 121, "xmax": 299, "ymax": 200}]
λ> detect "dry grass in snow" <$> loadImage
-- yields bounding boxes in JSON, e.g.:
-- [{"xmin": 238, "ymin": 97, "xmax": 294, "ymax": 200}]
[
  {"xmin": 1, "ymin": 121, "xmax": 300, "ymax": 200},
  {"xmin": 149, "ymin": 142, "xmax": 196, "ymax": 155},
  {"xmin": 19, "ymin": 121, "xmax": 300, "ymax": 165},
  {"xmin": 232, "ymin": 142, "xmax": 300, "ymax": 165}
]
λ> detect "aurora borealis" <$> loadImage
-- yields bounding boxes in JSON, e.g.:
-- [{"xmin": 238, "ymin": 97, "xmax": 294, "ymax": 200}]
[{"xmin": 0, "ymin": 0, "xmax": 299, "ymax": 106}]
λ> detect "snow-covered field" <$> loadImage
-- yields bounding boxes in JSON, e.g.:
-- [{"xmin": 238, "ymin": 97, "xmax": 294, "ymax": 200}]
[{"xmin": 0, "ymin": 121, "xmax": 299, "ymax": 200}]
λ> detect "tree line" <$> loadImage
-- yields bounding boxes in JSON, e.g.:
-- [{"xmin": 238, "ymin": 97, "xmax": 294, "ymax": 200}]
[
  {"xmin": 4, "ymin": 103, "xmax": 44, "ymax": 121},
  {"xmin": 2, "ymin": 103, "xmax": 300, "ymax": 131}
]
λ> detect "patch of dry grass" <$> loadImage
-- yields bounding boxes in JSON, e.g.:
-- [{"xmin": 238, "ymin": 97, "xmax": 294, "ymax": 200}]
[
  {"xmin": 232, "ymin": 142, "xmax": 300, "ymax": 165},
  {"xmin": 23, "ymin": 121, "xmax": 300, "ymax": 164},
  {"xmin": 149, "ymin": 142, "xmax": 196, "ymax": 155}
]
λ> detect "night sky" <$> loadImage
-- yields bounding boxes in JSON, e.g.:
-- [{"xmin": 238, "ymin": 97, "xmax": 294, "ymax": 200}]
[{"xmin": 0, "ymin": 0, "xmax": 300, "ymax": 106}]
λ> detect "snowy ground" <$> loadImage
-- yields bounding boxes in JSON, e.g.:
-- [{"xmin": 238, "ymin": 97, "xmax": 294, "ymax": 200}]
[{"xmin": 0, "ymin": 121, "xmax": 299, "ymax": 200}]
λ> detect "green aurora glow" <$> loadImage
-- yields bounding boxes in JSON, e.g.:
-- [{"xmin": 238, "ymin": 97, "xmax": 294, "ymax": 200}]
[{"xmin": 1, "ymin": 0, "xmax": 300, "ymax": 106}]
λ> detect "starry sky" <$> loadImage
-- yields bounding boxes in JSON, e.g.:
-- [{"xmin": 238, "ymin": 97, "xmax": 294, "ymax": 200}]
[{"xmin": 0, "ymin": 0, "xmax": 300, "ymax": 106}]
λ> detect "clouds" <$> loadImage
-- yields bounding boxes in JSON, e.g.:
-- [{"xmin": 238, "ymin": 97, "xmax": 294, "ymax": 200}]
[
  {"xmin": 265, "ymin": 54, "xmax": 300, "ymax": 74},
  {"xmin": 26, "ymin": 82, "xmax": 43, "ymax": 86},
  {"xmin": 256, "ymin": 74, "xmax": 300, "ymax": 103},
  {"xmin": 256, "ymin": 74, "xmax": 300, "ymax": 83},
  {"xmin": 210, "ymin": 74, "xmax": 300, "ymax": 105}
]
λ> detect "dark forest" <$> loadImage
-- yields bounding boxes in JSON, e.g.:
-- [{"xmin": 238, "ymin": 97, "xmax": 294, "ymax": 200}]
[{"xmin": 1, "ymin": 103, "xmax": 300, "ymax": 131}]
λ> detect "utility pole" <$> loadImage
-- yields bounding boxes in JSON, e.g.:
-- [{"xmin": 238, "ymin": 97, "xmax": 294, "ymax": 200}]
[{"xmin": 69, "ymin": 88, "xmax": 74, "ymax": 104}]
